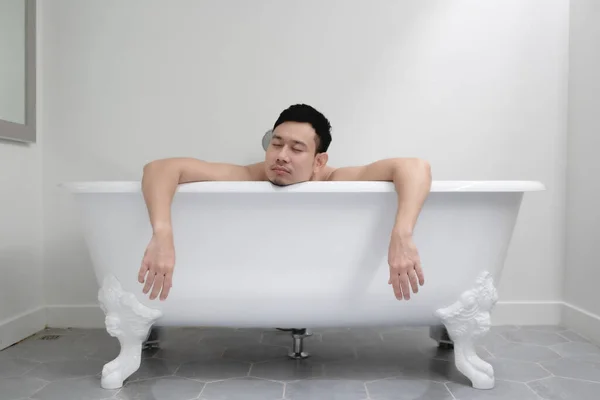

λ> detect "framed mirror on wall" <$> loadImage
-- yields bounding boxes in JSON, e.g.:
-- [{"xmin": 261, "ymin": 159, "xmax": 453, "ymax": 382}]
[{"xmin": 0, "ymin": 0, "xmax": 36, "ymax": 143}]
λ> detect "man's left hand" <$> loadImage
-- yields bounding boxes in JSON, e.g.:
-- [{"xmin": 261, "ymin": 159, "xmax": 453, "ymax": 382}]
[{"xmin": 387, "ymin": 231, "xmax": 425, "ymax": 300}]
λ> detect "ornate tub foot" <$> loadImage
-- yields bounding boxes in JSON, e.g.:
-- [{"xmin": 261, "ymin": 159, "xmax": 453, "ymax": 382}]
[
  {"xmin": 98, "ymin": 275, "xmax": 163, "ymax": 389},
  {"xmin": 434, "ymin": 272, "xmax": 498, "ymax": 390}
]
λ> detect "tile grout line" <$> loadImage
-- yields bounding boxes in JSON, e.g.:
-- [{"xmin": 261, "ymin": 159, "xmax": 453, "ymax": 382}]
[
  {"xmin": 534, "ymin": 362, "xmax": 555, "ymax": 378},
  {"xmin": 112, "ymin": 385, "xmax": 125, "ymax": 399},
  {"xmin": 171, "ymin": 361, "xmax": 183, "ymax": 376},
  {"xmin": 523, "ymin": 378, "xmax": 549, "ymax": 400},
  {"xmin": 363, "ymin": 381, "xmax": 370, "ymax": 399},
  {"xmin": 555, "ymin": 331, "xmax": 575, "ymax": 342},
  {"xmin": 443, "ymin": 382, "xmax": 458, "ymax": 400},
  {"xmin": 26, "ymin": 380, "xmax": 51, "ymax": 399},
  {"xmin": 195, "ymin": 380, "xmax": 207, "ymax": 400},
  {"xmin": 549, "ymin": 375, "xmax": 600, "ymax": 385}
]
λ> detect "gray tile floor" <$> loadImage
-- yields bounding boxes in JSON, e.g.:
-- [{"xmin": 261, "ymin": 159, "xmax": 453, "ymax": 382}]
[{"xmin": 1, "ymin": 325, "xmax": 599, "ymax": 400}]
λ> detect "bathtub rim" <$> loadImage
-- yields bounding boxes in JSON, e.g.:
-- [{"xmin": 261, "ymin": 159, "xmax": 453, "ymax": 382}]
[{"xmin": 60, "ymin": 180, "xmax": 546, "ymax": 193}]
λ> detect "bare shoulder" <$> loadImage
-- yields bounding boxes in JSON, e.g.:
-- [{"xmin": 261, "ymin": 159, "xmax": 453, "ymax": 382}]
[
  {"xmin": 321, "ymin": 166, "xmax": 340, "ymax": 181},
  {"xmin": 245, "ymin": 161, "xmax": 268, "ymax": 181},
  {"xmin": 323, "ymin": 165, "xmax": 366, "ymax": 181}
]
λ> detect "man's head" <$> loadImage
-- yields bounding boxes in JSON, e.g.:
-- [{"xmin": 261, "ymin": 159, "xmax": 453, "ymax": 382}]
[{"xmin": 264, "ymin": 104, "xmax": 332, "ymax": 186}]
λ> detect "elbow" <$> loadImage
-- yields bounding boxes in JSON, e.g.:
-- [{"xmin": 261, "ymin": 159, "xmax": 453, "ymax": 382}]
[
  {"xmin": 142, "ymin": 158, "xmax": 185, "ymax": 181},
  {"xmin": 143, "ymin": 157, "xmax": 184, "ymax": 171},
  {"xmin": 417, "ymin": 158, "xmax": 432, "ymax": 186},
  {"xmin": 143, "ymin": 159, "xmax": 166, "ymax": 175},
  {"xmin": 393, "ymin": 158, "xmax": 432, "ymax": 186},
  {"xmin": 396, "ymin": 157, "xmax": 431, "ymax": 175},
  {"xmin": 418, "ymin": 158, "xmax": 432, "ymax": 179}
]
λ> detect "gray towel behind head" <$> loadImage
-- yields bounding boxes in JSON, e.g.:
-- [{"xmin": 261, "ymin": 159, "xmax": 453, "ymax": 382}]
[{"xmin": 262, "ymin": 129, "xmax": 273, "ymax": 151}]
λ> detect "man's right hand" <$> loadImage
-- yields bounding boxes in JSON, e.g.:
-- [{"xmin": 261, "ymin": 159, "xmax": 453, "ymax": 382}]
[{"xmin": 138, "ymin": 230, "xmax": 175, "ymax": 301}]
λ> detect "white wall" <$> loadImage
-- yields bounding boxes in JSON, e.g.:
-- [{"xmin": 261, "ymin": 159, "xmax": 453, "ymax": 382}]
[
  {"xmin": 41, "ymin": 0, "xmax": 569, "ymax": 327},
  {"xmin": 0, "ymin": 141, "xmax": 44, "ymax": 349},
  {"xmin": 564, "ymin": 0, "xmax": 600, "ymax": 344}
]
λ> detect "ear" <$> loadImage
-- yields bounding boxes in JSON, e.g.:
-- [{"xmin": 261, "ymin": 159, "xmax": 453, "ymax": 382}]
[{"xmin": 315, "ymin": 152, "xmax": 328, "ymax": 169}]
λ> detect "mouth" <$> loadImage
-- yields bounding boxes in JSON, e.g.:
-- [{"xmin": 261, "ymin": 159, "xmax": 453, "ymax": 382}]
[{"xmin": 272, "ymin": 167, "xmax": 290, "ymax": 175}]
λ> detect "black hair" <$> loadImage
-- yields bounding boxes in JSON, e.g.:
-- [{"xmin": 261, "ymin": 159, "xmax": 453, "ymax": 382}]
[{"xmin": 273, "ymin": 104, "xmax": 332, "ymax": 153}]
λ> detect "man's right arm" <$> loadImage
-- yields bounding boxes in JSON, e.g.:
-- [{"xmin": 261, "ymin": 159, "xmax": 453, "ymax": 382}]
[
  {"xmin": 138, "ymin": 157, "xmax": 263, "ymax": 301},
  {"xmin": 141, "ymin": 157, "xmax": 263, "ymax": 235}
]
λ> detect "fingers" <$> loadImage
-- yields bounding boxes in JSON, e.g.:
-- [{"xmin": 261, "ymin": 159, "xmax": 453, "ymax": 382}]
[
  {"xmin": 138, "ymin": 261, "xmax": 149, "ymax": 283},
  {"xmin": 139, "ymin": 234, "xmax": 175, "ymax": 301},
  {"xmin": 143, "ymin": 270, "xmax": 156, "ymax": 294},
  {"xmin": 390, "ymin": 260, "xmax": 425, "ymax": 301},
  {"xmin": 392, "ymin": 271, "xmax": 416, "ymax": 301},
  {"xmin": 390, "ymin": 272, "xmax": 403, "ymax": 300},
  {"xmin": 150, "ymin": 273, "xmax": 164, "ymax": 300},
  {"xmin": 139, "ymin": 247, "xmax": 152, "ymax": 283},
  {"xmin": 399, "ymin": 273, "xmax": 411, "ymax": 300},
  {"xmin": 140, "ymin": 258, "xmax": 174, "ymax": 299},
  {"xmin": 415, "ymin": 261, "xmax": 425, "ymax": 286},
  {"xmin": 408, "ymin": 269, "xmax": 419, "ymax": 294},
  {"xmin": 390, "ymin": 269, "xmax": 411, "ymax": 300},
  {"xmin": 160, "ymin": 273, "xmax": 173, "ymax": 301},
  {"xmin": 142, "ymin": 269, "xmax": 173, "ymax": 301}
]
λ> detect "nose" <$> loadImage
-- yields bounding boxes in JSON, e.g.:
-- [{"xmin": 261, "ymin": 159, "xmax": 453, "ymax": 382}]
[{"xmin": 276, "ymin": 146, "xmax": 290, "ymax": 162}]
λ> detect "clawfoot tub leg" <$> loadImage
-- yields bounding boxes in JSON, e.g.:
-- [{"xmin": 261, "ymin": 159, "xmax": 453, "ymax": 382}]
[
  {"xmin": 98, "ymin": 275, "xmax": 163, "ymax": 389},
  {"xmin": 434, "ymin": 271, "xmax": 499, "ymax": 390},
  {"xmin": 288, "ymin": 328, "xmax": 312, "ymax": 359}
]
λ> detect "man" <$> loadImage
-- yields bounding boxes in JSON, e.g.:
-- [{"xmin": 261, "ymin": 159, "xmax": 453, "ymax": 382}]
[{"xmin": 138, "ymin": 104, "xmax": 432, "ymax": 303}]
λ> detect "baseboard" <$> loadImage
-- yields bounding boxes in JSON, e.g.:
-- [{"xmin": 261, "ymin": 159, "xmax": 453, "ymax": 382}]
[
  {"xmin": 45, "ymin": 304, "xmax": 106, "ymax": 329},
  {"xmin": 0, "ymin": 306, "xmax": 46, "ymax": 350},
  {"xmin": 492, "ymin": 301, "xmax": 563, "ymax": 326},
  {"xmin": 562, "ymin": 302, "xmax": 600, "ymax": 346},
  {"xmin": 43, "ymin": 301, "xmax": 565, "ymax": 330}
]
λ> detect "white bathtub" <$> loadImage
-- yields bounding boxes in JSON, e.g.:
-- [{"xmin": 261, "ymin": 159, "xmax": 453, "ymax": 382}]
[{"xmin": 64, "ymin": 180, "xmax": 544, "ymax": 390}]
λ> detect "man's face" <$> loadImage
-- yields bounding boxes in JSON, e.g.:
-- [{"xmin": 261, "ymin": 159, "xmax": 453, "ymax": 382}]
[{"xmin": 264, "ymin": 121, "xmax": 328, "ymax": 186}]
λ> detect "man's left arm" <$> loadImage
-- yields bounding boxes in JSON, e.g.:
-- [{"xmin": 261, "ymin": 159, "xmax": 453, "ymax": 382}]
[{"xmin": 328, "ymin": 158, "xmax": 432, "ymax": 300}]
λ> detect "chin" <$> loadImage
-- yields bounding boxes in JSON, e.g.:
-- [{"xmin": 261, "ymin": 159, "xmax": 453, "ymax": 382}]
[
  {"xmin": 269, "ymin": 176, "xmax": 308, "ymax": 187},
  {"xmin": 269, "ymin": 178, "xmax": 291, "ymax": 187},
  {"xmin": 268, "ymin": 172, "xmax": 298, "ymax": 187}
]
